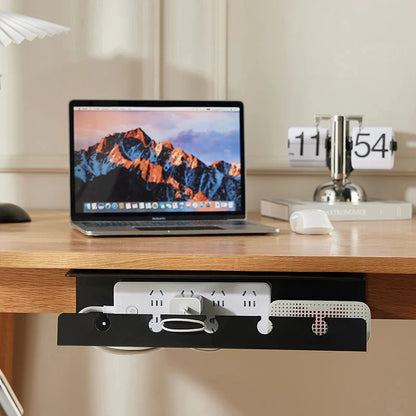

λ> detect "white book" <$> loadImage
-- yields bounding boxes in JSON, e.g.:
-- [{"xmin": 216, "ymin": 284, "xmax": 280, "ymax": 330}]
[{"xmin": 260, "ymin": 198, "xmax": 413, "ymax": 221}]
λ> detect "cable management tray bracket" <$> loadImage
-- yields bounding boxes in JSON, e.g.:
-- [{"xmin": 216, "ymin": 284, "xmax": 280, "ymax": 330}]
[{"xmin": 57, "ymin": 270, "xmax": 370, "ymax": 352}]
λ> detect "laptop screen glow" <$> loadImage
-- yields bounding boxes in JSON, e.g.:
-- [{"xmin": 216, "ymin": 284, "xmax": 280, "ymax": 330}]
[{"xmin": 71, "ymin": 102, "xmax": 244, "ymax": 219}]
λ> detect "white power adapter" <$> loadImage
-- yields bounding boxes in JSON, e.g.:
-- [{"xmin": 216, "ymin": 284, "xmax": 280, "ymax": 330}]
[{"xmin": 169, "ymin": 295, "xmax": 203, "ymax": 315}]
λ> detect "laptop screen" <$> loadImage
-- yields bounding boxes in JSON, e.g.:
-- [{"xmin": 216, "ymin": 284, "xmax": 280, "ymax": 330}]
[{"xmin": 69, "ymin": 100, "xmax": 246, "ymax": 221}]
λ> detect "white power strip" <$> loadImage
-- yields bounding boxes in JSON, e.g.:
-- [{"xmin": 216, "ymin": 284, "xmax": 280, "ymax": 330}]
[
  {"xmin": 79, "ymin": 283, "xmax": 371, "ymax": 340},
  {"xmin": 111, "ymin": 281, "xmax": 272, "ymax": 334},
  {"xmin": 269, "ymin": 300, "xmax": 371, "ymax": 340}
]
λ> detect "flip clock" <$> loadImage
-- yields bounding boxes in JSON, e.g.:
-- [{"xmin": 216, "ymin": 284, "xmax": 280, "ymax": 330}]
[{"xmin": 288, "ymin": 114, "xmax": 397, "ymax": 202}]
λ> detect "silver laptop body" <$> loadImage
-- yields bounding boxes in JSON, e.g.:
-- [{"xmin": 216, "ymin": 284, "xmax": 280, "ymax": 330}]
[{"xmin": 69, "ymin": 100, "xmax": 278, "ymax": 237}]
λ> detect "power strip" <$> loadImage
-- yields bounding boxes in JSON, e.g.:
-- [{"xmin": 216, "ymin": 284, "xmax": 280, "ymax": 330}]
[
  {"xmin": 111, "ymin": 281, "xmax": 272, "ymax": 334},
  {"xmin": 78, "ymin": 283, "xmax": 371, "ymax": 339}
]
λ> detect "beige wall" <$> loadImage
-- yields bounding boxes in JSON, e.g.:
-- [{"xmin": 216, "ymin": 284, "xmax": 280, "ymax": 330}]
[
  {"xmin": 1, "ymin": 0, "xmax": 415, "ymax": 414},
  {"xmin": 13, "ymin": 314, "xmax": 416, "ymax": 416}
]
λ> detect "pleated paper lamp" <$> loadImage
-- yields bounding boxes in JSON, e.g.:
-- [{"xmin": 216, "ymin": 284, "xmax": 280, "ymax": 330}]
[
  {"xmin": 0, "ymin": 11, "xmax": 69, "ymax": 46},
  {"xmin": 0, "ymin": 11, "xmax": 69, "ymax": 223}
]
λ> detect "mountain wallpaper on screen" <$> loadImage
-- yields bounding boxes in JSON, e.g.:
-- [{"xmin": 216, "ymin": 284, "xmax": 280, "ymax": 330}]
[{"xmin": 74, "ymin": 127, "xmax": 242, "ymax": 209}]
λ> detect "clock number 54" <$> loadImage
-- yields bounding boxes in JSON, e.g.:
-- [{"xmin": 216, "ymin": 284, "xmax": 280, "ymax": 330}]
[
  {"xmin": 351, "ymin": 127, "xmax": 395, "ymax": 170},
  {"xmin": 354, "ymin": 133, "xmax": 389, "ymax": 159}
]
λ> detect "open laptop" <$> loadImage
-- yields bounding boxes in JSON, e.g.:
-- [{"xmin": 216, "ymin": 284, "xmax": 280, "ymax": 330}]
[{"xmin": 69, "ymin": 99, "xmax": 279, "ymax": 236}]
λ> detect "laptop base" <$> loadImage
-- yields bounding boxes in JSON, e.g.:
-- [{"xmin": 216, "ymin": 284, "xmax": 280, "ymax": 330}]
[{"xmin": 72, "ymin": 220, "xmax": 279, "ymax": 237}]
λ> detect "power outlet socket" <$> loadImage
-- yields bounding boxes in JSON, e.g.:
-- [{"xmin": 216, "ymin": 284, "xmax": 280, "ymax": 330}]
[{"xmin": 112, "ymin": 281, "xmax": 272, "ymax": 334}]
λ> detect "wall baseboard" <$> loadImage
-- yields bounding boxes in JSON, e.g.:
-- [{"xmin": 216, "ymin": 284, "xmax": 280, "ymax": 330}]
[
  {"xmin": 247, "ymin": 156, "xmax": 416, "ymax": 177},
  {"xmin": 0, "ymin": 155, "xmax": 68, "ymax": 174},
  {"xmin": 1, "ymin": 153, "xmax": 415, "ymax": 178}
]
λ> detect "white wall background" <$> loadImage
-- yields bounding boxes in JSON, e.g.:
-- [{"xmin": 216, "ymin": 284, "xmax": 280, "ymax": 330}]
[{"xmin": 0, "ymin": 0, "xmax": 415, "ymax": 414}]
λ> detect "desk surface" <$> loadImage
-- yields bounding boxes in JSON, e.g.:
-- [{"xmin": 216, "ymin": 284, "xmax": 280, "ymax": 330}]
[
  {"xmin": 1, "ymin": 210, "xmax": 415, "ymax": 274},
  {"xmin": 0, "ymin": 210, "xmax": 415, "ymax": 317}
]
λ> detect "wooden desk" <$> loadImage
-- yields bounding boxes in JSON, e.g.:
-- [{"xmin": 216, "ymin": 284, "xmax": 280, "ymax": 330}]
[
  {"xmin": 1, "ymin": 210, "xmax": 415, "ymax": 380},
  {"xmin": 0, "ymin": 210, "xmax": 415, "ymax": 315}
]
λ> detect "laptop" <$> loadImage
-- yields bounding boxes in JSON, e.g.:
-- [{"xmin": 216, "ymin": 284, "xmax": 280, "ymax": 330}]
[{"xmin": 69, "ymin": 99, "xmax": 279, "ymax": 236}]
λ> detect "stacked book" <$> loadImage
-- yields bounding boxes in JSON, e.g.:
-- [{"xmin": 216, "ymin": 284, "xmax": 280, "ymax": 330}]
[{"xmin": 260, "ymin": 198, "xmax": 413, "ymax": 221}]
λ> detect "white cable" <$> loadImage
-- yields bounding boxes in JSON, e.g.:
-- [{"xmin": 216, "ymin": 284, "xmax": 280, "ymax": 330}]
[
  {"xmin": 78, "ymin": 306, "xmax": 106, "ymax": 314},
  {"xmin": 97, "ymin": 345, "xmax": 158, "ymax": 355},
  {"xmin": 193, "ymin": 348, "xmax": 221, "ymax": 352},
  {"xmin": 161, "ymin": 318, "xmax": 206, "ymax": 333},
  {"xmin": 78, "ymin": 305, "xmax": 158, "ymax": 354}
]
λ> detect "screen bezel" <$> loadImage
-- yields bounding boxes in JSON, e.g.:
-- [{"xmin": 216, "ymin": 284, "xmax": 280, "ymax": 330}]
[{"xmin": 69, "ymin": 99, "xmax": 246, "ymax": 222}]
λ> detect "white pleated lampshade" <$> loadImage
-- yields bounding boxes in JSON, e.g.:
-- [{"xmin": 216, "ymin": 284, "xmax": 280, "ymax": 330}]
[{"xmin": 0, "ymin": 11, "xmax": 69, "ymax": 47}]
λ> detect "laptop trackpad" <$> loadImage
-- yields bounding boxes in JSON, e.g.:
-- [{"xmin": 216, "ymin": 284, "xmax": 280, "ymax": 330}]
[{"xmin": 133, "ymin": 225, "xmax": 223, "ymax": 231}]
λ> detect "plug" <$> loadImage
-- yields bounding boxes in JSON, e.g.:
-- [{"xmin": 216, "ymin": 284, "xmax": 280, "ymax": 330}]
[{"xmin": 169, "ymin": 295, "xmax": 203, "ymax": 315}]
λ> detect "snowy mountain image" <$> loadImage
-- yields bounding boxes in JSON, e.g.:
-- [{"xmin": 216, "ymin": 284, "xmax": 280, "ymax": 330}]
[{"xmin": 74, "ymin": 127, "xmax": 242, "ymax": 209}]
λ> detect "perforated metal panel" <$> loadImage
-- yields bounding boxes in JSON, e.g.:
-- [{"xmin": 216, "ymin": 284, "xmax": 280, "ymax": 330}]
[{"xmin": 269, "ymin": 300, "xmax": 371, "ymax": 339}]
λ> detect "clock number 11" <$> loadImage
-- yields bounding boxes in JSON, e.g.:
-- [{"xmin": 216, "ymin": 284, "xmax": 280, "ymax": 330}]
[{"xmin": 295, "ymin": 131, "xmax": 320, "ymax": 156}]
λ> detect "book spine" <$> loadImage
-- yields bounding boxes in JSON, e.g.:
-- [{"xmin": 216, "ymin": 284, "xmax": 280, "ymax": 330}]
[
  {"xmin": 260, "ymin": 200, "xmax": 290, "ymax": 220},
  {"xmin": 260, "ymin": 199, "xmax": 413, "ymax": 221},
  {"xmin": 322, "ymin": 203, "xmax": 412, "ymax": 221}
]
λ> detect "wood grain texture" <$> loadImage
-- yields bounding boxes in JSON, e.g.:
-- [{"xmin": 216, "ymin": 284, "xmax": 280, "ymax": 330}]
[
  {"xmin": 367, "ymin": 274, "xmax": 416, "ymax": 319},
  {"xmin": 0, "ymin": 268, "xmax": 75, "ymax": 313},
  {"xmin": 0, "ymin": 210, "xmax": 415, "ymax": 318},
  {"xmin": 0, "ymin": 210, "xmax": 415, "ymax": 274},
  {"xmin": 0, "ymin": 314, "xmax": 14, "ymax": 385}
]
